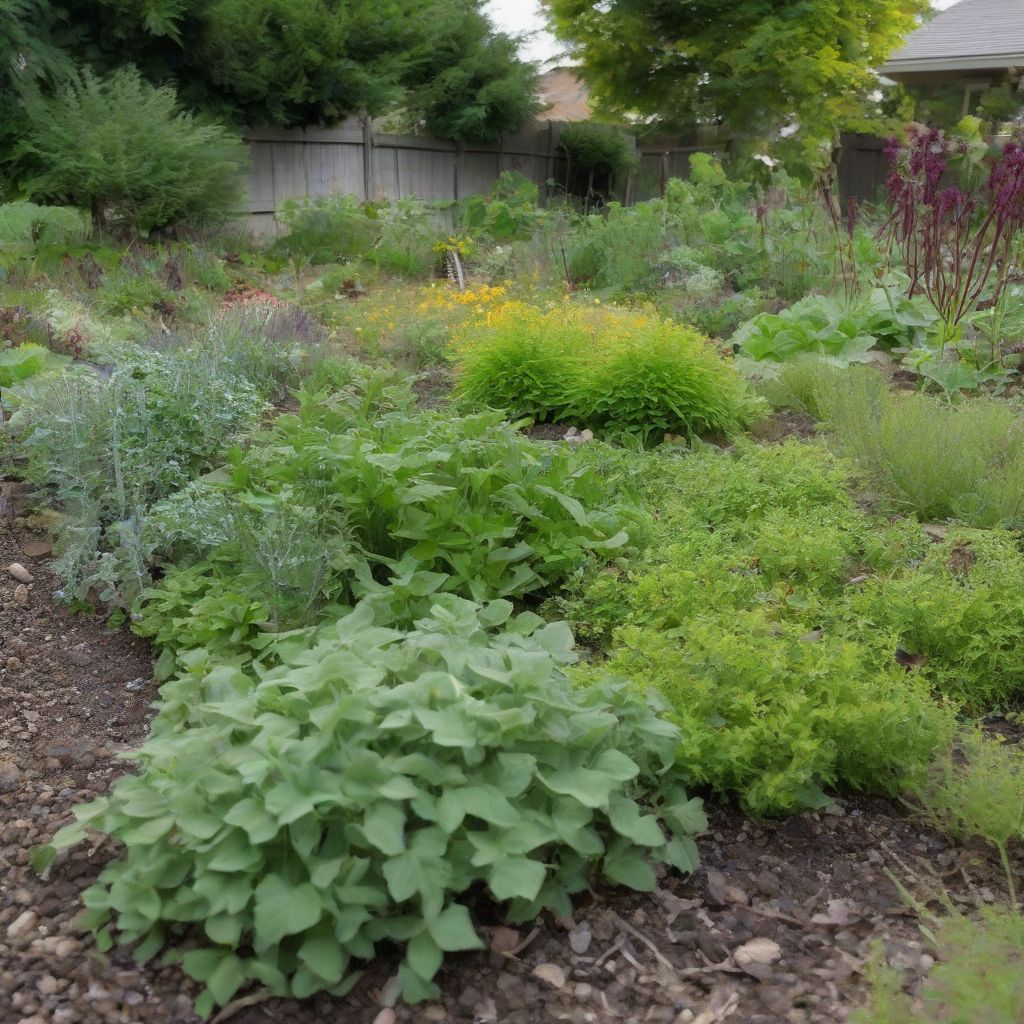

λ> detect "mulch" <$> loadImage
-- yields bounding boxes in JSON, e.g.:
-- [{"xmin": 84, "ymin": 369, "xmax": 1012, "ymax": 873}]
[{"xmin": 0, "ymin": 493, "xmax": 1012, "ymax": 1024}]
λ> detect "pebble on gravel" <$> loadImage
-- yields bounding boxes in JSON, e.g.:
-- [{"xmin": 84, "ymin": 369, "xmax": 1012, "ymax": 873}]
[
  {"xmin": 532, "ymin": 964, "xmax": 567, "ymax": 989},
  {"xmin": 734, "ymin": 937, "xmax": 783, "ymax": 980},
  {"xmin": 7, "ymin": 562, "xmax": 33, "ymax": 583},
  {"xmin": 6, "ymin": 909, "xmax": 38, "ymax": 940},
  {"xmin": 13, "ymin": 583, "xmax": 29, "ymax": 607},
  {"xmin": 0, "ymin": 759, "xmax": 24, "ymax": 792}
]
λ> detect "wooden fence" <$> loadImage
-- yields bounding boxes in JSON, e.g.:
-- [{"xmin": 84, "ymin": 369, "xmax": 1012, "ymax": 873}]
[
  {"xmin": 243, "ymin": 120, "xmax": 891, "ymax": 234},
  {"xmin": 245, "ymin": 118, "xmax": 563, "ymax": 235}
]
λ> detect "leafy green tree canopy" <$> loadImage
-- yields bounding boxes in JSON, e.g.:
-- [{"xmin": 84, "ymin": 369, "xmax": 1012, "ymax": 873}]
[
  {"xmin": 4, "ymin": 0, "xmax": 538, "ymax": 139},
  {"xmin": 545, "ymin": 0, "xmax": 926, "ymax": 148}
]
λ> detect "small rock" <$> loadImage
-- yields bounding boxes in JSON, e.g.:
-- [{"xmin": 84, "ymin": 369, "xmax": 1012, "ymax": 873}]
[
  {"xmin": 734, "ymin": 937, "xmax": 782, "ymax": 979},
  {"xmin": 473, "ymin": 997, "xmax": 497, "ymax": 1022},
  {"xmin": 54, "ymin": 938, "xmax": 80, "ymax": 958},
  {"xmin": 420, "ymin": 1007, "xmax": 446, "ymax": 1022},
  {"xmin": 66, "ymin": 646, "xmax": 95, "ymax": 668},
  {"xmin": 706, "ymin": 869, "xmax": 748, "ymax": 906},
  {"xmin": 6, "ymin": 910, "xmax": 38, "ymax": 940},
  {"xmin": 373, "ymin": 1010, "xmax": 397, "ymax": 1024},
  {"xmin": 13, "ymin": 585, "xmax": 29, "ymax": 607},
  {"xmin": 532, "ymin": 963, "xmax": 567, "ymax": 989},
  {"xmin": 36, "ymin": 976, "xmax": 59, "ymax": 996},
  {"xmin": 811, "ymin": 899, "xmax": 860, "ymax": 927},
  {"xmin": 569, "ymin": 920, "xmax": 592, "ymax": 955},
  {"xmin": 754, "ymin": 870, "xmax": 782, "ymax": 898},
  {"xmin": 489, "ymin": 926, "xmax": 520, "ymax": 954},
  {"xmin": 7, "ymin": 562, "xmax": 32, "ymax": 583},
  {"xmin": 20, "ymin": 539, "xmax": 52, "ymax": 558},
  {"xmin": 0, "ymin": 760, "xmax": 24, "ymax": 793}
]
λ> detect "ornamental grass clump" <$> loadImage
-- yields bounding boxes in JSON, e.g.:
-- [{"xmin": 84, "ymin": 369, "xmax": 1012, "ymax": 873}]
[
  {"xmin": 454, "ymin": 302, "xmax": 758, "ymax": 443},
  {"xmin": 817, "ymin": 365, "xmax": 1024, "ymax": 526}
]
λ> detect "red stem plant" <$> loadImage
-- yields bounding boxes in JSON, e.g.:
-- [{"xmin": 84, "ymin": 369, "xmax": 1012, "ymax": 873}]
[{"xmin": 881, "ymin": 127, "xmax": 1024, "ymax": 346}]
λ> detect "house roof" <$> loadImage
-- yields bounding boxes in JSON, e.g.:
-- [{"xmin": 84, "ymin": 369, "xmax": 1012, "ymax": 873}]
[
  {"xmin": 536, "ymin": 68, "xmax": 592, "ymax": 122},
  {"xmin": 882, "ymin": 0, "xmax": 1024, "ymax": 74}
]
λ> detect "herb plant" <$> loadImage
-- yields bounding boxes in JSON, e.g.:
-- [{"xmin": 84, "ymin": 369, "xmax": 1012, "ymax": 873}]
[{"xmin": 40, "ymin": 593, "xmax": 705, "ymax": 1016}]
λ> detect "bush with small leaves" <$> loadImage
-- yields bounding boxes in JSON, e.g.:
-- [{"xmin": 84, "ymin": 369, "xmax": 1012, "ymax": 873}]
[{"xmin": 21, "ymin": 68, "xmax": 247, "ymax": 232}]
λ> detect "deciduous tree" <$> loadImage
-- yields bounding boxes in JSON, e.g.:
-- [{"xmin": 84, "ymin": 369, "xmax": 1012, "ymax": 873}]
[{"xmin": 545, "ymin": 0, "xmax": 926, "ymax": 148}]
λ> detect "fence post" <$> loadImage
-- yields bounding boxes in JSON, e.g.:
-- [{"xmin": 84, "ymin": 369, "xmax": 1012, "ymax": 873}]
[
  {"xmin": 545, "ymin": 122, "xmax": 557, "ymax": 202},
  {"xmin": 454, "ymin": 141, "xmax": 463, "ymax": 202},
  {"xmin": 361, "ymin": 115, "xmax": 374, "ymax": 201}
]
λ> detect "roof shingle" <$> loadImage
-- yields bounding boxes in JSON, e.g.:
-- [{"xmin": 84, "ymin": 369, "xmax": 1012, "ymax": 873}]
[{"xmin": 883, "ymin": 0, "xmax": 1024, "ymax": 70}]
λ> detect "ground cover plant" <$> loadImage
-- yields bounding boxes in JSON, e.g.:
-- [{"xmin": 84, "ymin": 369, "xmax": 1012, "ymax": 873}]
[
  {"xmin": 855, "ymin": 905, "xmax": 1024, "ymax": 1024},
  {"xmin": 563, "ymin": 439, "xmax": 958, "ymax": 814},
  {"xmin": 817, "ymin": 365, "xmax": 1024, "ymax": 527}
]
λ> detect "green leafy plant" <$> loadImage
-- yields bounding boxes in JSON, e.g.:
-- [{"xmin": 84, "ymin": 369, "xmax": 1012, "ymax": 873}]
[
  {"xmin": 461, "ymin": 171, "xmax": 541, "ymax": 241},
  {"xmin": 732, "ymin": 295, "xmax": 889, "ymax": 368},
  {"xmin": 274, "ymin": 194, "xmax": 377, "ymax": 265},
  {"xmin": 854, "ymin": 906, "xmax": 1024, "ymax": 1024},
  {"xmin": 135, "ymin": 384, "xmax": 628, "ymax": 664},
  {"xmin": 909, "ymin": 728, "xmax": 1024, "ymax": 904},
  {"xmin": 39, "ymin": 592, "xmax": 705, "ymax": 1017},
  {"xmin": 21, "ymin": 67, "xmax": 247, "ymax": 232},
  {"xmin": 567, "ymin": 201, "xmax": 665, "ymax": 293},
  {"xmin": 0, "ymin": 342, "xmax": 66, "ymax": 386},
  {"xmin": 0, "ymin": 200, "xmax": 90, "ymax": 277}
]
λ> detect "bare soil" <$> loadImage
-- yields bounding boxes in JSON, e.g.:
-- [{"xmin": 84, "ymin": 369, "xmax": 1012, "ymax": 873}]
[{"xmin": 0, "ymin": 497, "xmax": 1013, "ymax": 1024}]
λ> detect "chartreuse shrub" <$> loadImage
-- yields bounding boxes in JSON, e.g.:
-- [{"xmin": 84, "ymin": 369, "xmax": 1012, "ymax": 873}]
[
  {"xmin": 564, "ymin": 439, "xmax": 957, "ymax": 815},
  {"xmin": 135, "ymin": 383, "xmax": 628, "ymax": 665},
  {"xmin": 817, "ymin": 366, "xmax": 1024, "ymax": 527},
  {"xmin": 454, "ymin": 302, "xmax": 759, "ymax": 443},
  {"xmin": 38, "ymin": 591, "xmax": 706, "ymax": 1017}
]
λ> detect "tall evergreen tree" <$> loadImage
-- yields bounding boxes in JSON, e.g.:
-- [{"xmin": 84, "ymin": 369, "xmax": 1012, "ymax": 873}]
[{"xmin": 3, "ymin": 0, "xmax": 538, "ymax": 137}]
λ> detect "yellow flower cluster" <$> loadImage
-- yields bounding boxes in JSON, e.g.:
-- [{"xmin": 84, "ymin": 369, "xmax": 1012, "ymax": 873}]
[{"xmin": 417, "ymin": 283, "xmax": 507, "ymax": 313}]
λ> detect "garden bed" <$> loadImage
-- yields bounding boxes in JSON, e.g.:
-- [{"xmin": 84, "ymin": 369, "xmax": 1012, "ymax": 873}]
[{"xmin": 1, "ymin": 507, "xmax": 1010, "ymax": 1024}]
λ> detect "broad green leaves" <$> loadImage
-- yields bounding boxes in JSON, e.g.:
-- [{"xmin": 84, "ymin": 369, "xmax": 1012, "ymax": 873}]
[
  {"xmin": 253, "ymin": 876, "xmax": 322, "ymax": 948},
  {"xmin": 41, "ymin": 596, "xmax": 704, "ymax": 1015}
]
